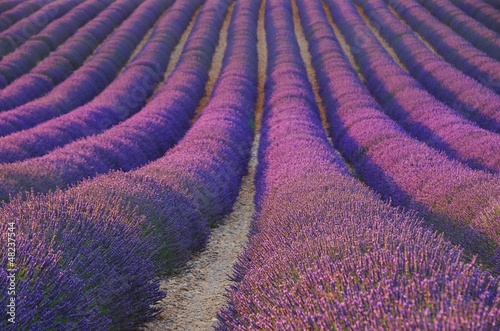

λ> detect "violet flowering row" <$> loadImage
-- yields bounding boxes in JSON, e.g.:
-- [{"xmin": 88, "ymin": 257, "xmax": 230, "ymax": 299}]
[
  {"xmin": 0, "ymin": 0, "xmax": 52, "ymax": 33},
  {"xmin": 449, "ymin": 0, "xmax": 500, "ymax": 33},
  {"xmin": 135, "ymin": 0, "xmax": 258, "ymax": 226},
  {"xmin": 0, "ymin": 0, "xmax": 257, "ymax": 327},
  {"xmin": 0, "ymin": 183, "xmax": 181, "ymax": 330},
  {"xmin": 384, "ymin": 0, "xmax": 500, "ymax": 95},
  {"xmin": 413, "ymin": 0, "xmax": 500, "ymax": 61},
  {"xmin": 329, "ymin": 0, "xmax": 500, "ymax": 173},
  {"xmin": 1, "ymin": 1, "xmax": 23, "ymax": 13},
  {"xmin": 0, "ymin": 0, "xmax": 142, "ymax": 111},
  {"xmin": 0, "ymin": 0, "xmax": 169, "ymax": 138},
  {"xmin": 485, "ymin": 0, "xmax": 499, "ymax": 10},
  {"xmin": 0, "ymin": 0, "xmax": 24, "ymax": 16},
  {"xmin": 313, "ymin": 0, "xmax": 500, "ymax": 262},
  {"xmin": 217, "ymin": 0, "xmax": 500, "ymax": 328},
  {"xmin": 355, "ymin": 0, "xmax": 500, "ymax": 133},
  {"xmin": 0, "ymin": 0, "xmax": 116, "ymax": 92},
  {"xmin": 0, "ymin": 0, "xmax": 215, "ymax": 201},
  {"xmin": 0, "ymin": 0, "xmax": 183, "ymax": 164},
  {"xmin": 0, "ymin": 0, "xmax": 84, "ymax": 59}
]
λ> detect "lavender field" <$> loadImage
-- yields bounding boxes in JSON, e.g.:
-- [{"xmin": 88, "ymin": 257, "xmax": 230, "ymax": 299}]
[{"xmin": 0, "ymin": 0, "xmax": 499, "ymax": 329}]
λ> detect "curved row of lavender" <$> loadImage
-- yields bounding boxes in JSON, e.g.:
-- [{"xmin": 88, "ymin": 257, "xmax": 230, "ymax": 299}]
[
  {"xmin": 0, "ymin": 0, "xmax": 84, "ymax": 59},
  {"xmin": 355, "ymin": 0, "xmax": 500, "ymax": 133},
  {"xmin": 0, "ymin": 0, "xmax": 227, "ymax": 201},
  {"xmin": 0, "ymin": 0, "xmax": 259, "ymax": 328},
  {"xmin": 0, "ymin": 189, "xmax": 167, "ymax": 330},
  {"xmin": 134, "ymin": 0, "xmax": 257, "ymax": 226},
  {"xmin": 0, "ymin": 0, "xmax": 211, "ymax": 163},
  {"xmin": 0, "ymin": 0, "xmax": 180, "ymax": 163},
  {"xmin": 449, "ymin": 0, "xmax": 500, "ymax": 32},
  {"xmin": 0, "ymin": 0, "xmax": 260, "ymax": 328},
  {"xmin": 0, "ymin": 0, "xmax": 25, "ymax": 17},
  {"xmin": 329, "ymin": 0, "xmax": 500, "ymax": 173},
  {"xmin": 0, "ymin": 0, "xmax": 163, "ymax": 136},
  {"xmin": 0, "ymin": 0, "xmax": 140, "ymax": 110},
  {"xmin": 385, "ymin": 0, "xmax": 500, "ymax": 95},
  {"xmin": 0, "ymin": 0, "xmax": 51, "ymax": 33},
  {"xmin": 0, "ymin": 0, "xmax": 114, "ymax": 90},
  {"xmin": 414, "ymin": 0, "xmax": 500, "ymax": 61},
  {"xmin": 485, "ymin": 0, "xmax": 500, "ymax": 10},
  {"xmin": 217, "ymin": 0, "xmax": 500, "ymax": 328},
  {"xmin": 311, "ymin": 0, "xmax": 500, "ymax": 264}
]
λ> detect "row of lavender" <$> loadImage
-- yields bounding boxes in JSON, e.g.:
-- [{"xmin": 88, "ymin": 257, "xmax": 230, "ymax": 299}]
[
  {"xmin": 218, "ymin": 0, "xmax": 500, "ymax": 329},
  {"xmin": 414, "ymin": 0, "xmax": 500, "ymax": 61},
  {"xmin": 448, "ymin": 0, "xmax": 500, "ymax": 32},
  {"xmin": 385, "ymin": 0, "xmax": 500, "ymax": 95},
  {"xmin": 330, "ymin": 0, "xmax": 500, "ymax": 174},
  {"xmin": 0, "ymin": 0, "xmax": 140, "ymax": 109},
  {"xmin": 0, "ymin": 0, "xmax": 113, "ymax": 89},
  {"xmin": 355, "ymin": 0, "xmax": 500, "ymax": 133},
  {"xmin": 485, "ymin": 0, "xmax": 500, "ymax": 10},
  {"xmin": 0, "ymin": 0, "xmax": 85, "ymax": 59},
  {"xmin": 0, "ymin": 0, "xmax": 259, "ymax": 328},
  {"xmin": 0, "ymin": 0, "xmax": 52, "ymax": 32},
  {"xmin": 0, "ymin": 0, "xmax": 180, "ymax": 165},
  {"xmin": 322, "ymin": 0, "xmax": 500, "ymax": 267},
  {"xmin": 0, "ymin": 0, "xmax": 497, "ymax": 328},
  {"xmin": 0, "ymin": 0, "xmax": 217, "ymax": 201},
  {"xmin": 0, "ymin": 0, "xmax": 161, "ymax": 130}
]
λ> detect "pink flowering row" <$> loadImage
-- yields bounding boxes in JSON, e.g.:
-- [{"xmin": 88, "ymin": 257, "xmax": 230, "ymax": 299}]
[
  {"xmin": 330, "ymin": 0, "xmax": 500, "ymax": 173},
  {"xmin": 314, "ymin": 0, "xmax": 500, "ymax": 262},
  {"xmin": 356, "ymin": 0, "xmax": 500, "ymax": 133},
  {"xmin": 449, "ymin": 0, "xmax": 500, "ymax": 32},
  {"xmin": 217, "ymin": 0, "xmax": 500, "ymax": 329},
  {"xmin": 0, "ymin": 0, "xmax": 257, "ymax": 328},
  {"xmin": 0, "ymin": 0, "xmax": 141, "ymax": 110},
  {"xmin": 414, "ymin": 0, "xmax": 500, "ymax": 61},
  {"xmin": 0, "ymin": 0, "xmax": 168, "ymax": 137},
  {"xmin": 385, "ymin": 0, "xmax": 500, "ymax": 95}
]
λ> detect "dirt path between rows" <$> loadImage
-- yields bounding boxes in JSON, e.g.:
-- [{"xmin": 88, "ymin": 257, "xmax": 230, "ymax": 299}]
[
  {"xmin": 142, "ymin": 140, "xmax": 257, "ymax": 330},
  {"xmin": 142, "ymin": 0, "xmax": 267, "ymax": 329}
]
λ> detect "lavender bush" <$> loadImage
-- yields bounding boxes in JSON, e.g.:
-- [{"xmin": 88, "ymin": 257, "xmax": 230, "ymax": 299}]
[
  {"xmin": 0, "ymin": 189, "xmax": 166, "ymax": 330},
  {"xmin": 0, "ymin": 0, "xmax": 84, "ymax": 59},
  {"xmin": 0, "ymin": 0, "xmax": 139, "ymax": 107},
  {"xmin": 385, "ymin": 0, "xmax": 500, "ymax": 95},
  {"xmin": 414, "ymin": 0, "xmax": 500, "ymax": 60},
  {"xmin": 0, "ymin": 0, "xmax": 167, "ymax": 136},
  {"xmin": 0, "ymin": 0, "xmax": 181, "ymax": 162},
  {"xmin": 217, "ymin": 1, "xmax": 500, "ymax": 329},
  {"xmin": 355, "ymin": 0, "xmax": 500, "ymax": 133},
  {"xmin": 0, "ymin": 0, "xmax": 52, "ymax": 33},
  {"xmin": 448, "ymin": 0, "xmax": 500, "ymax": 32},
  {"xmin": 0, "ymin": 0, "xmax": 258, "ymax": 327},
  {"xmin": 328, "ymin": 0, "xmax": 500, "ymax": 173},
  {"xmin": 0, "ymin": 0, "xmax": 114, "ymax": 89},
  {"xmin": 309, "ymin": 0, "xmax": 500, "ymax": 263},
  {"xmin": 134, "ymin": 0, "xmax": 258, "ymax": 225}
]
